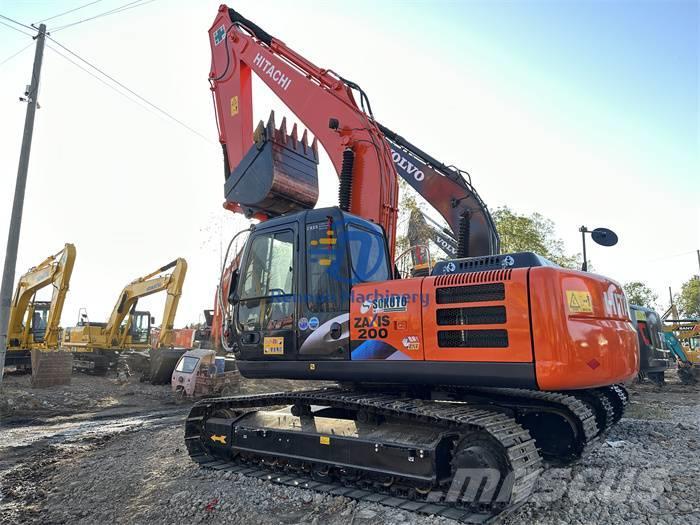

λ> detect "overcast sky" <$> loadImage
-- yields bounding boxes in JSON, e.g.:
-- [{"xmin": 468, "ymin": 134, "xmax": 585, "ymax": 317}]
[{"xmin": 1, "ymin": 0, "xmax": 697, "ymax": 327}]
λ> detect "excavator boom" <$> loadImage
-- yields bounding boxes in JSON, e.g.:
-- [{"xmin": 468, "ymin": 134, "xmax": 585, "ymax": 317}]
[
  {"xmin": 65, "ymin": 258, "xmax": 187, "ymax": 374},
  {"xmin": 6, "ymin": 243, "xmax": 76, "ymax": 350},
  {"xmin": 103, "ymin": 259, "xmax": 188, "ymax": 348},
  {"xmin": 210, "ymin": 7, "xmax": 499, "ymax": 260},
  {"xmin": 209, "ymin": 6, "xmax": 398, "ymax": 257}
]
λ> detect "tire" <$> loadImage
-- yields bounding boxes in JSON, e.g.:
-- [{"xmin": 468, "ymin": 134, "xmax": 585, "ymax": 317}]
[{"xmin": 174, "ymin": 386, "xmax": 187, "ymax": 404}]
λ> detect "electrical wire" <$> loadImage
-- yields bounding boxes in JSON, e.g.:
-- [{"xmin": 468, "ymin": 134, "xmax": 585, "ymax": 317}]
[
  {"xmin": 46, "ymin": 43, "xmax": 160, "ymax": 117},
  {"xmin": 47, "ymin": 35, "xmax": 215, "ymax": 144},
  {"xmin": 0, "ymin": 13, "xmax": 35, "ymax": 32},
  {"xmin": 51, "ymin": 0, "xmax": 158, "ymax": 33},
  {"xmin": 0, "ymin": 41, "xmax": 33, "ymax": 67},
  {"xmin": 0, "ymin": 19, "xmax": 34, "ymax": 37},
  {"xmin": 37, "ymin": 0, "xmax": 107, "ymax": 24}
]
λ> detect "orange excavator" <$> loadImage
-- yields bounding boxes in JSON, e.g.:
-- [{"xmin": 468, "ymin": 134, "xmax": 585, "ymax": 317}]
[{"xmin": 185, "ymin": 7, "xmax": 639, "ymax": 520}]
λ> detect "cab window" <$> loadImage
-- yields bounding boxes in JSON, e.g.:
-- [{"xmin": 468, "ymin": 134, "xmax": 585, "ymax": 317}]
[
  {"xmin": 238, "ymin": 229, "xmax": 295, "ymax": 331},
  {"xmin": 307, "ymin": 221, "xmax": 346, "ymax": 312},
  {"xmin": 347, "ymin": 224, "xmax": 390, "ymax": 284},
  {"xmin": 175, "ymin": 356, "xmax": 199, "ymax": 373},
  {"xmin": 240, "ymin": 230, "xmax": 294, "ymax": 299}
]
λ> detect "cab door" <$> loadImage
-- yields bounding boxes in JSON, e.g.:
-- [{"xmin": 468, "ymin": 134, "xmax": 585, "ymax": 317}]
[
  {"xmin": 234, "ymin": 223, "xmax": 298, "ymax": 361},
  {"xmin": 297, "ymin": 217, "xmax": 351, "ymax": 360}
]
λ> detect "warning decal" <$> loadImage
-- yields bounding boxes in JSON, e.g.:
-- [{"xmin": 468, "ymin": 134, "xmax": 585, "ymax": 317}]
[
  {"xmin": 263, "ymin": 336, "xmax": 284, "ymax": 355},
  {"xmin": 230, "ymin": 96, "xmax": 239, "ymax": 116},
  {"xmin": 566, "ymin": 290, "xmax": 593, "ymax": 313}
]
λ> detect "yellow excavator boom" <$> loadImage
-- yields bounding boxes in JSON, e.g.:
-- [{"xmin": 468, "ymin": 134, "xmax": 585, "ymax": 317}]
[
  {"xmin": 7, "ymin": 243, "xmax": 76, "ymax": 349},
  {"xmin": 103, "ymin": 258, "xmax": 188, "ymax": 348}
]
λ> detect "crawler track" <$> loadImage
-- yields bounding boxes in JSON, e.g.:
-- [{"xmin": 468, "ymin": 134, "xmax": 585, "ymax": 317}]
[
  {"xmin": 185, "ymin": 385, "xmax": 628, "ymax": 522},
  {"xmin": 186, "ymin": 388, "xmax": 542, "ymax": 522}
]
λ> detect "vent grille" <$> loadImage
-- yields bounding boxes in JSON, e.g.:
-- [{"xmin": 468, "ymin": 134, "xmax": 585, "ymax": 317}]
[
  {"xmin": 437, "ymin": 306, "xmax": 507, "ymax": 326},
  {"xmin": 438, "ymin": 329, "xmax": 509, "ymax": 348},
  {"xmin": 434, "ymin": 269, "xmax": 512, "ymax": 287},
  {"xmin": 436, "ymin": 283, "xmax": 505, "ymax": 304}
]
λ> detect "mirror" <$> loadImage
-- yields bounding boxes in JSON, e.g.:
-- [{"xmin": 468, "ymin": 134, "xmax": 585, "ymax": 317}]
[
  {"xmin": 150, "ymin": 316, "xmax": 155, "ymax": 325},
  {"xmin": 591, "ymin": 227, "xmax": 618, "ymax": 247},
  {"xmin": 228, "ymin": 270, "xmax": 240, "ymax": 305}
]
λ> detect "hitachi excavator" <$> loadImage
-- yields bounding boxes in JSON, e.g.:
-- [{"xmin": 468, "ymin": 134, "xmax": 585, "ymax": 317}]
[
  {"xmin": 63, "ymin": 258, "xmax": 187, "ymax": 374},
  {"xmin": 5, "ymin": 243, "xmax": 76, "ymax": 371},
  {"xmin": 185, "ymin": 7, "xmax": 639, "ymax": 520}
]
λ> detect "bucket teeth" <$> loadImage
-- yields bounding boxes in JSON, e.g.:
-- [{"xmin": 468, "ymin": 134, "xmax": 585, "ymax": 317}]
[
  {"xmin": 280, "ymin": 117, "xmax": 288, "ymax": 142},
  {"xmin": 266, "ymin": 110, "xmax": 276, "ymax": 135},
  {"xmin": 291, "ymin": 123, "xmax": 298, "ymax": 148},
  {"xmin": 256, "ymin": 110, "xmax": 318, "ymax": 163}
]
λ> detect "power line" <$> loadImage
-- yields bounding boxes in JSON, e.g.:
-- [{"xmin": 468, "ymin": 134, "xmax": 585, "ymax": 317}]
[
  {"xmin": 0, "ymin": 13, "xmax": 35, "ymax": 32},
  {"xmin": 46, "ymin": 43, "xmax": 159, "ymax": 118},
  {"xmin": 47, "ymin": 35, "xmax": 214, "ymax": 144},
  {"xmin": 37, "ymin": 0, "xmax": 108, "ymax": 24},
  {"xmin": 0, "ymin": 19, "xmax": 34, "ymax": 37},
  {"xmin": 0, "ymin": 41, "xmax": 34, "ymax": 67},
  {"xmin": 52, "ymin": 0, "xmax": 158, "ymax": 33}
]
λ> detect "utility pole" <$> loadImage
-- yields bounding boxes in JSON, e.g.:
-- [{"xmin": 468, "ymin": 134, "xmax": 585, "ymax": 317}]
[{"xmin": 0, "ymin": 24, "xmax": 46, "ymax": 384}]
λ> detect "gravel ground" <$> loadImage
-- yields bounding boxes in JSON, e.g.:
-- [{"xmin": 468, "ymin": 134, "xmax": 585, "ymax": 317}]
[
  {"xmin": 1, "ymin": 372, "xmax": 698, "ymax": 525},
  {"xmin": 0, "ymin": 373, "xmax": 174, "ymax": 419}
]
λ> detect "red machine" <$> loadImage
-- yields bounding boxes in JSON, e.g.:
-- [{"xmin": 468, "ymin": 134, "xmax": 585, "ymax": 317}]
[{"xmin": 185, "ymin": 7, "xmax": 639, "ymax": 520}]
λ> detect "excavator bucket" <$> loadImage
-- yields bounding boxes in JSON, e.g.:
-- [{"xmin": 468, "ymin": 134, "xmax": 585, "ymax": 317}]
[{"xmin": 224, "ymin": 111, "xmax": 319, "ymax": 218}]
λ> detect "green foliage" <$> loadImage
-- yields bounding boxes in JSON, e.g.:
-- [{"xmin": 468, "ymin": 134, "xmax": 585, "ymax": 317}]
[
  {"xmin": 623, "ymin": 281, "xmax": 658, "ymax": 309},
  {"xmin": 677, "ymin": 275, "xmax": 700, "ymax": 318},
  {"xmin": 492, "ymin": 206, "xmax": 579, "ymax": 269}
]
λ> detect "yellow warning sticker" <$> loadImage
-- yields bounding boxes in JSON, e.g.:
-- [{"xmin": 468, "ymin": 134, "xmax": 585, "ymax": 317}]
[
  {"xmin": 210, "ymin": 434, "xmax": 227, "ymax": 445},
  {"xmin": 566, "ymin": 290, "xmax": 593, "ymax": 313},
  {"xmin": 319, "ymin": 436, "xmax": 330, "ymax": 445},
  {"xmin": 230, "ymin": 95, "xmax": 239, "ymax": 116},
  {"xmin": 634, "ymin": 310, "xmax": 647, "ymax": 321},
  {"xmin": 263, "ymin": 336, "xmax": 284, "ymax": 355}
]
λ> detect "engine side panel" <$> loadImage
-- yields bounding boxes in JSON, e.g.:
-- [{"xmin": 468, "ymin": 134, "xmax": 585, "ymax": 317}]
[
  {"xmin": 422, "ymin": 268, "xmax": 533, "ymax": 363},
  {"xmin": 529, "ymin": 267, "xmax": 639, "ymax": 390}
]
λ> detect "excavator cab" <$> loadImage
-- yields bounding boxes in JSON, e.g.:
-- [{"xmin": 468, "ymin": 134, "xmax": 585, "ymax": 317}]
[
  {"xmin": 228, "ymin": 207, "xmax": 390, "ymax": 363},
  {"xmin": 28, "ymin": 301, "xmax": 51, "ymax": 343},
  {"xmin": 129, "ymin": 311, "xmax": 153, "ymax": 345}
]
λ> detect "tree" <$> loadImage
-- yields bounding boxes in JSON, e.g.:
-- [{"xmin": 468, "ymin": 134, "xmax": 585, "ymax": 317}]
[
  {"xmin": 492, "ymin": 206, "xmax": 580, "ymax": 269},
  {"xmin": 623, "ymin": 281, "xmax": 658, "ymax": 309},
  {"xmin": 677, "ymin": 275, "xmax": 700, "ymax": 318}
]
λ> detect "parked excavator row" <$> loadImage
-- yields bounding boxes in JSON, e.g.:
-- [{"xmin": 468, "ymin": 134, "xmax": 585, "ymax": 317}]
[
  {"xmin": 4, "ymin": 246, "xmax": 191, "ymax": 380},
  {"xmin": 63, "ymin": 258, "xmax": 188, "ymax": 376},
  {"xmin": 4, "ymin": 243, "xmax": 76, "ymax": 371},
  {"xmin": 184, "ymin": 6, "xmax": 638, "ymax": 521}
]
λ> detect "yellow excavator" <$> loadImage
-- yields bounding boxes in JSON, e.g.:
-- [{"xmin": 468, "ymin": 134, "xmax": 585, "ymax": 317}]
[
  {"xmin": 63, "ymin": 258, "xmax": 187, "ymax": 374},
  {"xmin": 663, "ymin": 303, "xmax": 700, "ymax": 365},
  {"xmin": 5, "ymin": 244, "xmax": 77, "ymax": 371}
]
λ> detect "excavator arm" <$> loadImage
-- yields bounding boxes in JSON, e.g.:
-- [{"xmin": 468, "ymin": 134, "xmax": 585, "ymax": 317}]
[
  {"xmin": 7, "ymin": 243, "xmax": 76, "ymax": 349},
  {"xmin": 209, "ymin": 6, "xmax": 499, "ymax": 260},
  {"xmin": 380, "ymin": 124, "xmax": 499, "ymax": 256},
  {"xmin": 407, "ymin": 209, "xmax": 459, "ymax": 258},
  {"xmin": 103, "ymin": 258, "xmax": 187, "ymax": 348},
  {"xmin": 209, "ymin": 6, "xmax": 398, "ymax": 257}
]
